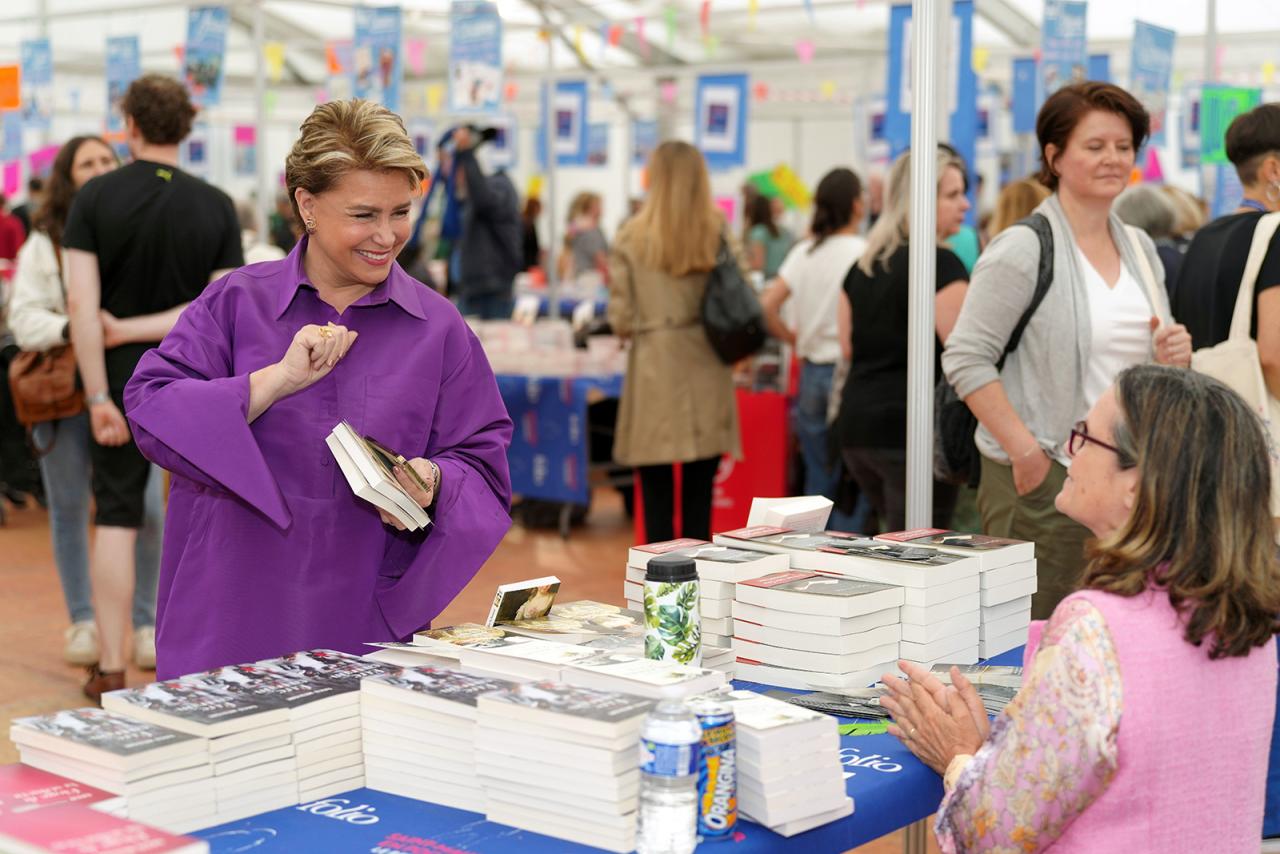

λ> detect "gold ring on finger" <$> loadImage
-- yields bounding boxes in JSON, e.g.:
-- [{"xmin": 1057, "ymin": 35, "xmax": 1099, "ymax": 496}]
[{"xmin": 319, "ymin": 327, "xmax": 334, "ymax": 339}]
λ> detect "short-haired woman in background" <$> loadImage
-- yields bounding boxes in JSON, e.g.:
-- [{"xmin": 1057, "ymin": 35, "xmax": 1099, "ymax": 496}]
[{"xmin": 125, "ymin": 100, "xmax": 513, "ymax": 679}]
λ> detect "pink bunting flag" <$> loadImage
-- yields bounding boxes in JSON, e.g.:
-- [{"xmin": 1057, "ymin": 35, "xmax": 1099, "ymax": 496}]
[
  {"xmin": 795, "ymin": 39, "xmax": 815, "ymax": 64},
  {"xmin": 660, "ymin": 80, "xmax": 678, "ymax": 104},
  {"xmin": 753, "ymin": 82, "xmax": 770, "ymax": 101},
  {"xmin": 3, "ymin": 162, "xmax": 19, "ymax": 197},
  {"xmin": 407, "ymin": 39, "xmax": 427, "ymax": 76},
  {"xmin": 1142, "ymin": 148, "xmax": 1164, "ymax": 183}
]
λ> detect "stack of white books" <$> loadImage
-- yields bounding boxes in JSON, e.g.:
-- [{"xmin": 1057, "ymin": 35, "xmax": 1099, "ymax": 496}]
[
  {"xmin": 476, "ymin": 681, "xmax": 653, "ymax": 853},
  {"xmin": 102, "ymin": 680, "xmax": 296, "ymax": 825},
  {"xmin": 715, "ymin": 526, "xmax": 983, "ymax": 667},
  {"xmin": 254, "ymin": 649, "xmax": 402, "ymax": 802},
  {"xmin": 8, "ymin": 708, "xmax": 213, "ymax": 833},
  {"xmin": 729, "ymin": 570, "xmax": 904, "ymax": 691},
  {"xmin": 359, "ymin": 666, "xmax": 516, "ymax": 812},
  {"xmin": 562, "ymin": 651, "xmax": 728, "ymax": 700},
  {"xmin": 624, "ymin": 539, "xmax": 789, "ymax": 674},
  {"xmin": 690, "ymin": 689, "xmax": 851, "ymax": 836},
  {"xmin": 456, "ymin": 635, "xmax": 604, "ymax": 682}
]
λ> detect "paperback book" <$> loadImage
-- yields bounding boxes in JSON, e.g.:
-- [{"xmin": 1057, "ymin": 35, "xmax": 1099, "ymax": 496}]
[
  {"xmin": 327, "ymin": 421, "xmax": 431, "ymax": 531},
  {"xmin": 485, "ymin": 576, "xmax": 561, "ymax": 626}
]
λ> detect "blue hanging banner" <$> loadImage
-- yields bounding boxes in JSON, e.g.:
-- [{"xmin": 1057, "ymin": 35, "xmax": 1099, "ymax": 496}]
[
  {"xmin": 353, "ymin": 5, "xmax": 403, "ymax": 112},
  {"xmin": 1, "ymin": 111, "xmax": 22, "ymax": 163},
  {"xmin": 184, "ymin": 6, "xmax": 230, "ymax": 108},
  {"xmin": 586, "ymin": 122, "xmax": 610, "ymax": 167},
  {"xmin": 633, "ymin": 119, "xmax": 658, "ymax": 167},
  {"xmin": 19, "ymin": 39, "xmax": 53, "ymax": 130},
  {"xmin": 1040, "ymin": 1, "xmax": 1088, "ymax": 99},
  {"xmin": 883, "ymin": 2, "xmax": 977, "ymax": 216},
  {"xmin": 1130, "ymin": 21, "xmax": 1176, "ymax": 146},
  {"xmin": 552, "ymin": 80, "xmax": 588, "ymax": 166},
  {"xmin": 448, "ymin": 1, "xmax": 503, "ymax": 114},
  {"xmin": 1088, "ymin": 53, "xmax": 1110, "ymax": 83},
  {"xmin": 694, "ymin": 73, "xmax": 749, "ymax": 171},
  {"xmin": 1012, "ymin": 57, "xmax": 1038, "ymax": 135},
  {"xmin": 1212, "ymin": 162, "xmax": 1244, "ymax": 219},
  {"xmin": 105, "ymin": 36, "xmax": 141, "ymax": 133}
]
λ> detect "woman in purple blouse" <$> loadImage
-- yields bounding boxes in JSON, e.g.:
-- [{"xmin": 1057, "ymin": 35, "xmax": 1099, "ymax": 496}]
[{"xmin": 124, "ymin": 100, "xmax": 513, "ymax": 680}]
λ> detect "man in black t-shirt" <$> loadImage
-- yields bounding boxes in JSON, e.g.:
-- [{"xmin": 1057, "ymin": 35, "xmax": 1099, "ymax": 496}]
[
  {"xmin": 1172, "ymin": 104, "xmax": 1280, "ymax": 351},
  {"xmin": 64, "ymin": 74, "xmax": 242, "ymax": 698}
]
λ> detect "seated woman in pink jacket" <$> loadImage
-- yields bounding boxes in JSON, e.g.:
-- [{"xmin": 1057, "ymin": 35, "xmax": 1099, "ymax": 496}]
[{"xmin": 882, "ymin": 364, "xmax": 1279, "ymax": 851}]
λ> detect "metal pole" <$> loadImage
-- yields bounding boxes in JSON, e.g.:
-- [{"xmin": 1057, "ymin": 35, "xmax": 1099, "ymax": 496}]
[
  {"xmin": 904, "ymin": 0, "xmax": 943, "ymax": 530},
  {"xmin": 37, "ymin": 0, "xmax": 50, "ymax": 147},
  {"xmin": 253, "ymin": 0, "xmax": 272, "ymax": 252},
  {"xmin": 543, "ymin": 27, "xmax": 560, "ymax": 318},
  {"xmin": 1203, "ymin": 0, "xmax": 1217, "ymax": 84}
]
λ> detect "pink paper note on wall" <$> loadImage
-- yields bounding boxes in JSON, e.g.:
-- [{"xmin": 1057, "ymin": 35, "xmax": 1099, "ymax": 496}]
[
  {"xmin": 234, "ymin": 125, "xmax": 256, "ymax": 145},
  {"xmin": 3, "ymin": 161, "xmax": 20, "ymax": 196}
]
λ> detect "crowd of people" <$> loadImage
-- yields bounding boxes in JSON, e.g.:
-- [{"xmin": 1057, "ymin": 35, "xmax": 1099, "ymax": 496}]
[{"xmin": 0, "ymin": 68, "xmax": 1279, "ymax": 846}]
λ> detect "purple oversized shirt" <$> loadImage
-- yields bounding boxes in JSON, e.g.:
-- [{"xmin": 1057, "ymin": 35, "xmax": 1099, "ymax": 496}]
[{"xmin": 124, "ymin": 239, "xmax": 513, "ymax": 679}]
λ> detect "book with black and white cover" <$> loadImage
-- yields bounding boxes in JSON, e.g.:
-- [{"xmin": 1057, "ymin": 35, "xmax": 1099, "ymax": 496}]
[
  {"xmin": 875, "ymin": 528, "xmax": 1034, "ymax": 568},
  {"xmin": 476, "ymin": 681, "xmax": 653, "ymax": 740},
  {"xmin": 782, "ymin": 689, "xmax": 890, "ymax": 720},
  {"xmin": 714, "ymin": 526, "xmax": 981, "ymax": 587},
  {"xmin": 360, "ymin": 666, "xmax": 515, "ymax": 719},
  {"xmin": 253, "ymin": 649, "xmax": 401, "ymax": 689},
  {"xmin": 101, "ymin": 680, "xmax": 289, "ymax": 738},
  {"xmin": 178, "ymin": 664, "xmax": 352, "ymax": 721},
  {"xmin": 628, "ymin": 539, "xmax": 792, "ymax": 582},
  {"xmin": 735, "ymin": 570, "xmax": 905, "ymax": 618},
  {"xmin": 327, "ymin": 420, "xmax": 431, "ymax": 531},
  {"xmin": 9, "ymin": 708, "xmax": 207, "ymax": 772},
  {"xmin": 562, "ymin": 651, "xmax": 727, "ymax": 700},
  {"xmin": 484, "ymin": 576, "xmax": 561, "ymax": 626},
  {"xmin": 733, "ymin": 620, "xmax": 902, "ymax": 655}
]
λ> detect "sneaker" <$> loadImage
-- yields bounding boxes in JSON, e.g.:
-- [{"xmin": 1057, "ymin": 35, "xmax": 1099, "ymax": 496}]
[
  {"xmin": 63, "ymin": 621, "xmax": 99, "ymax": 666},
  {"xmin": 83, "ymin": 665, "xmax": 125, "ymax": 705},
  {"xmin": 133, "ymin": 625, "xmax": 156, "ymax": 671}
]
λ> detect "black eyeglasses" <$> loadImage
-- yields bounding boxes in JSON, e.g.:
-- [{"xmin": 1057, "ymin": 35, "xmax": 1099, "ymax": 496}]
[{"xmin": 1067, "ymin": 420, "xmax": 1123, "ymax": 458}]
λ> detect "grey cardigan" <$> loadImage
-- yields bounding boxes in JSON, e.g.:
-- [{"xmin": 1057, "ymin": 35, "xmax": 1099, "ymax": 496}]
[{"xmin": 941, "ymin": 194, "xmax": 1172, "ymax": 466}]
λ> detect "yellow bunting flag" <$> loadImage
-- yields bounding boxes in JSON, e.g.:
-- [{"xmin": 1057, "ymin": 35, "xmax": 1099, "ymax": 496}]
[
  {"xmin": 526, "ymin": 174, "xmax": 544, "ymax": 199},
  {"xmin": 748, "ymin": 0, "xmax": 758, "ymax": 29},
  {"xmin": 573, "ymin": 25, "xmax": 584, "ymax": 59},
  {"xmin": 264, "ymin": 42, "xmax": 286, "ymax": 83},
  {"xmin": 426, "ymin": 83, "xmax": 444, "ymax": 115},
  {"xmin": 972, "ymin": 46, "xmax": 990, "ymax": 74},
  {"xmin": 770, "ymin": 164, "xmax": 811, "ymax": 209},
  {"xmin": 820, "ymin": 80, "xmax": 836, "ymax": 99},
  {"xmin": 1265, "ymin": 61, "xmax": 1276, "ymax": 86}
]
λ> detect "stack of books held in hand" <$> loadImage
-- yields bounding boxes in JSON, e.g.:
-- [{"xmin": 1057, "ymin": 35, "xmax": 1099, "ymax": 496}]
[
  {"xmin": 715, "ymin": 526, "xmax": 983, "ymax": 667},
  {"xmin": 359, "ymin": 667, "xmax": 516, "ymax": 813},
  {"xmin": 875, "ymin": 530, "xmax": 1036, "ymax": 657},
  {"xmin": 727, "ymin": 569, "xmax": 904, "ymax": 691},
  {"xmin": 246, "ymin": 649, "xmax": 398, "ymax": 803},
  {"xmin": 624, "ymin": 539, "xmax": 789, "ymax": 674},
  {"xmin": 102, "ymin": 680, "xmax": 296, "ymax": 826},
  {"xmin": 475, "ymin": 681, "xmax": 653, "ymax": 853},
  {"xmin": 8, "ymin": 708, "xmax": 213, "ymax": 833},
  {"xmin": 691, "ymin": 689, "xmax": 852, "ymax": 836},
  {"xmin": 0, "ymin": 803, "xmax": 209, "ymax": 854}
]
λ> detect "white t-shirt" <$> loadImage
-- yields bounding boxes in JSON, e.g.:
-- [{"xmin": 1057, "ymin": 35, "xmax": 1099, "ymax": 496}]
[
  {"xmin": 1079, "ymin": 246, "xmax": 1153, "ymax": 412},
  {"xmin": 776, "ymin": 234, "xmax": 868, "ymax": 364}
]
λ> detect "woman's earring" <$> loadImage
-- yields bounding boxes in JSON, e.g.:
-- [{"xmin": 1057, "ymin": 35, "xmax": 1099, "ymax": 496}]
[
  {"xmin": 304, "ymin": 218, "xmax": 317, "ymax": 234},
  {"xmin": 1267, "ymin": 181, "xmax": 1280, "ymax": 204}
]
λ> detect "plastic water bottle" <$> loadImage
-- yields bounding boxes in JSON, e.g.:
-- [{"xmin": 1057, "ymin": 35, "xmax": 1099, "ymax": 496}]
[{"xmin": 636, "ymin": 700, "xmax": 702, "ymax": 854}]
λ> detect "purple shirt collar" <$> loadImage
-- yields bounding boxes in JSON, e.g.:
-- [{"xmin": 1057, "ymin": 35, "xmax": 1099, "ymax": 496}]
[{"xmin": 274, "ymin": 236, "xmax": 427, "ymax": 321}]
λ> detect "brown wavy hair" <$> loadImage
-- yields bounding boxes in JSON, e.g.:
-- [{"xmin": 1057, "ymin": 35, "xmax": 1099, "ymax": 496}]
[
  {"xmin": 1036, "ymin": 81, "xmax": 1149, "ymax": 191},
  {"xmin": 1082, "ymin": 365, "xmax": 1280, "ymax": 659},
  {"xmin": 31, "ymin": 135, "xmax": 119, "ymax": 251},
  {"xmin": 120, "ymin": 74, "xmax": 197, "ymax": 145}
]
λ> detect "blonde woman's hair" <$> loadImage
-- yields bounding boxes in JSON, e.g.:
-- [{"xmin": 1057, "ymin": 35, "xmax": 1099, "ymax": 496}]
[
  {"xmin": 1160, "ymin": 184, "xmax": 1207, "ymax": 238},
  {"xmin": 620, "ymin": 141, "xmax": 721, "ymax": 277},
  {"xmin": 989, "ymin": 177, "xmax": 1050, "ymax": 238},
  {"xmin": 285, "ymin": 99, "xmax": 428, "ymax": 220},
  {"xmin": 857, "ymin": 146, "xmax": 966, "ymax": 276},
  {"xmin": 567, "ymin": 191, "xmax": 601, "ymax": 222}
]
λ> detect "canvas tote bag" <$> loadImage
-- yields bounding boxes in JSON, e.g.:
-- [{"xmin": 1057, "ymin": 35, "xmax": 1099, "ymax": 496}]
[{"xmin": 1187, "ymin": 211, "xmax": 1280, "ymax": 515}]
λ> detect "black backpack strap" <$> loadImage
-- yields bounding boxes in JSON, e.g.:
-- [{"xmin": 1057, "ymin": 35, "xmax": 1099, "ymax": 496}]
[{"xmin": 997, "ymin": 212, "xmax": 1053, "ymax": 370}]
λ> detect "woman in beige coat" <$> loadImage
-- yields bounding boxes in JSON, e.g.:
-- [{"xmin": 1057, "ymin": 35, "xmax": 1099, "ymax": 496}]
[{"xmin": 608, "ymin": 141, "xmax": 742, "ymax": 543}]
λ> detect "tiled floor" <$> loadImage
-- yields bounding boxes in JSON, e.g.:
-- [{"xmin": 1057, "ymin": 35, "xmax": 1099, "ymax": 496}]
[{"xmin": 0, "ymin": 488, "xmax": 936, "ymax": 854}]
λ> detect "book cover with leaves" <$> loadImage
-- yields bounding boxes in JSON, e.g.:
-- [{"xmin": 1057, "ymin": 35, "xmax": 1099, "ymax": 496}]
[{"xmin": 642, "ymin": 579, "xmax": 701, "ymax": 665}]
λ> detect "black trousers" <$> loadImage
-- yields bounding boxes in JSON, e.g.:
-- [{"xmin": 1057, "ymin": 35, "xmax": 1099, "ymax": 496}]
[{"xmin": 637, "ymin": 456, "xmax": 721, "ymax": 543}]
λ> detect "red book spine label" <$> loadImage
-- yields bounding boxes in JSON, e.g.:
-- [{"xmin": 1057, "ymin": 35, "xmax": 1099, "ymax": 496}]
[{"xmin": 739, "ymin": 570, "xmax": 816, "ymax": 589}]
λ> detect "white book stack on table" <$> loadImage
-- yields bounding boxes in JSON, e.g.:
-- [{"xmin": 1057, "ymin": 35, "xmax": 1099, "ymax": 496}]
[
  {"xmin": 101, "ymin": 680, "xmax": 293, "ymax": 827},
  {"xmin": 250, "ymin": 649, "xmax": 402, "ymax": 803},
  {"xmin": 359, "ymin": 667, "xmax": 517, "ymax": 813},
  {"xmin": 876, "ymin": 529, "xmax": 1036, "ymax": 658},
  {"xmin": 729, "ymin": 569, "xmax": 904, "ymax": 691},
  {"xmin": 689, "ymin": 689, "xmax": 852, "ymax": 836},
  {"xmin": 624, "ymin": 538, "xmax": 790, "ymax": 675},
  {"xmin": 475, "ymin": 681, "xmax": 654, "ymax": 853},
  {"xmin": 8, "ymin": 708, "xmax": 213, "ymax": 834},
  {"xmin": 715, "ymin": 526, "xmax": 983, "ymax": 667}
]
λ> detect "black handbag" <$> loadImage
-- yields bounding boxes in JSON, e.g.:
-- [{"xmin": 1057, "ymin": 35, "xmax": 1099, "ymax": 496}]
[
  {"xmin": 935, "ymin": 213, "xmax": 1055, "ymax": 487},
  {"xmin": 702, "ymin": 237, "xmax": 766, "ymax": 364}
]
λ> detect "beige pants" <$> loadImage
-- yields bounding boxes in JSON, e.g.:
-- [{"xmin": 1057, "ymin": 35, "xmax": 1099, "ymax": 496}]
[{"xmin": 977, "ymin": 455, "xmax": 1092, "ymax": 621}]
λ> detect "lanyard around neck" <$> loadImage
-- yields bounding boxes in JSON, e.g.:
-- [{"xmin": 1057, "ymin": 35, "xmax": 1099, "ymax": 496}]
[{"xmin": 1239, "ymin": 198, "xmax": 1270, "ymax": 214}]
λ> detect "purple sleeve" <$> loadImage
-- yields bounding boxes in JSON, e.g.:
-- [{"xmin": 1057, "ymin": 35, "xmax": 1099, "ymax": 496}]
[
  {"xmin": 374, "ymin": 326, "xmax": 513, "ymax": 638},
  {"xmin": 123, "ymin": 296, "xmax": 291, "ymax": 529}
]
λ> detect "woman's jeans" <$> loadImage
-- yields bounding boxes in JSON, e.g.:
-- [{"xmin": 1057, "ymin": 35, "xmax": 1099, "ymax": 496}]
[
  {"xmin": 792, "ymin": 360, "xmax": 869, "ymax": 532},
  {"xmin": 33, "ymin": 412, "xmax": 164, "ymax": 627}
]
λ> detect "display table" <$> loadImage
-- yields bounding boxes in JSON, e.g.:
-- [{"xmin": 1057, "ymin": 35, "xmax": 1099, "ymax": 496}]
[{"xmin": 195, "ymin": 648, "xmax": 1024, "ymax": 853}]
